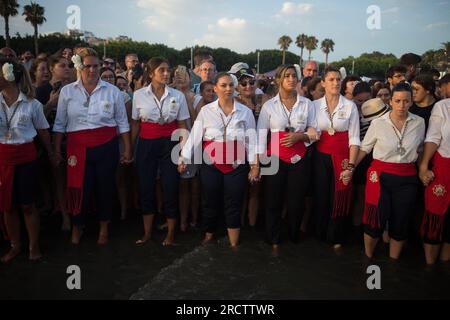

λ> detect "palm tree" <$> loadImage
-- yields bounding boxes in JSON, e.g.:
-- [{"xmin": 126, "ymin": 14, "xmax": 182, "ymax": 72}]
[
  {"xmin": 278, "ymin": 35, "xmax": 292, "ymax": 65},
  {"xmin": 296, "ymin": 33, "xmax": 308, "ymax": 67},
  {"xmin": 23, "ymin": 2, "xmax": 46, "ymax": 56},
  {"xmin": 443, "ymin": 41, "xmax": 450, "ymax": 72},
  {"xmin": 0, "ymin": 0, "xmax": 20, "ymax": 48},
  {"xmin": 321, "ymin": 38, "xmax": 335, "ymax": 67},
  {"xmin": 305, "ymin": 36, "xmax": 318, "ymax": 61}
]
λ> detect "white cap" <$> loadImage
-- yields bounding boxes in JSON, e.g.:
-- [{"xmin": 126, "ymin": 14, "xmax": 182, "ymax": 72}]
[{"xmin": 229, "ymin": 62, "xmax": 249, "ymax": 74}]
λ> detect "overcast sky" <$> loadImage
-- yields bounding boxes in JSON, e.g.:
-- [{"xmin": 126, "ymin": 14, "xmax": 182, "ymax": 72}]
[{"xmin": 3, "ymin": 0, "xmax": 449, "ymax": 61}]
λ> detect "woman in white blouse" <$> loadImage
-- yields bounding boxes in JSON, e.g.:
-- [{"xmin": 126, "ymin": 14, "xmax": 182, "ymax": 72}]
[
  {"xmin": 53, "ymin": 48, "xmax": 132, "ymax": 246},
  {"xmin": 257, "ymin": 64, "xmax": 318, "ymax": 253},
  {"xmin": 313, "ymin": 67, "xmax": 360, "ymax": 250},
  {"xmin": 0, "ymin": 58, "xmax": 53, "ymax": 262},
  {"xmin": 131, "ymin": 57, "xmax": 190, "ymax": 246},
  {"xmin": 354, "ymin": 83, "xmax": 425, "ymax": 259},
  {"xmin": 179, "ymin": 72, "xmax": 259, "ymax": 247},
  {"xmin": 419, "ymin": 98, "xmax": 450, "ymax": 265}
]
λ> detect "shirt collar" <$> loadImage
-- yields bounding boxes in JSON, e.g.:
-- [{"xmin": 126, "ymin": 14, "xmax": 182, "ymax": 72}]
[
  {"xmin": 319, "ymin": 95, "xmax": 345, "ymax": 111},
  {"xmin": 0, "ymin": 91, "xmax": 28, "ymax": 107},
  {"xmin": 274, "ymin": 93, "xmax": 303, "ymax": 109},
  {"xmin": 146, "ymin": 83, "xmax": 170, "ymax": 101},
  {"xmin": 74, "ymin": 78, "xmax": 107, "ymax": 92},
  {"xmin": 381, "ymin": 111, "xmax": 415, "ymax": 123},
  {"xmin": 212, "ymin": 99, "xmax": 239, "ymax": 115}
]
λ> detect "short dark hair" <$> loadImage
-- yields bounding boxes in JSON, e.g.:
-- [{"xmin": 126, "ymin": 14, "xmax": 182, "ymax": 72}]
[
  {"xmin": 392, "ymin": 82, "xmax": 412, "ymax": 96},
  {"xmin": 146, "ymin": 57, "xmax": 169, "ymax": 77},
  {"xmin": 353, "ymin": 81, "xmax": 371, "ymax": 97},
  {"xmin": 400, "ymin": 53, "xmax": 421, "ymax": 66},
  {"xmin": 200, "ymin": 80, "xmax": 214, "ymax": 93},
  {"xmin": 213, "ymin": 72, "xmax": 232, "ymax": 85},
  {"xmin": 341, "ymin": 75, "xmax": 361, "ymax": 95},
  {"xmin": 386, "ymin": 65, "xmax": 407, "ymax": 79},
  {"xmin": 322, "ymin": 66, "xmax": 340, "ymax": 80},
  {"xmin": 372, "ymin": 82, "xmax": 391, "ymax": 98},
  {"xmin": 427, "ymin": 68, "xmax": 440, "ymax": 79},
  {"xmin": 412, "ymin": 74, "xmax": 435, "ymax": 96},
  {"xmin": 194, "ymin": 49, "xmax": 213, "ymax": 67},
  {"xmin": 438, "ymin": 73, "xmax": 450, "ymax": 86},
  {"xmin": 100, "ymin": 67, "xmax": 116, "ymax": 80}
]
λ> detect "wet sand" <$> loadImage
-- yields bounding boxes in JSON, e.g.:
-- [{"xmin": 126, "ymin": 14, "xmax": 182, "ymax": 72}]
[{"xmin": 0, "ymin": 213, "xmax": 449, "ymax": 300}]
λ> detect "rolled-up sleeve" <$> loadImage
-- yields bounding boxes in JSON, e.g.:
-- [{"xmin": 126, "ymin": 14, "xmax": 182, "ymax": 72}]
[
  {"xmin": 32, "ymin": 101, "xmax": 50, "ymax": 130},
  {"xmin": 245, "ymin": 110, "xmax": 257, "ymax": 164},
  {"xmin": 131, "ymin": 92, "xmax": 141, "ymax": 121},
  {"xmin": 114, "ymin": 90, "xmax": 130, "ymax": 133},
  {"xmin": 348, "ymin": 103, "xmax": 361, "ymax": 147},
  {"xmin": 181, "ymin": 110, "xmax": 204, "ymax": 162},
  {"xmin": 360, "ymin": 120, "xmax": 377, "ymax": 154},
  {"xmin": 424, "ymin": 107, "xmax": 443, "ymax": 146},
  {"xmin": 256, "ymin": 102, "xmax": 271, "ymax": 155},
  {"xmin": 177, "ymin": 93, "xmax": 191, "ymax": 121},
  {"xmin": 53, "ymin": 86, "xmax": 69, "ymax": 133}
]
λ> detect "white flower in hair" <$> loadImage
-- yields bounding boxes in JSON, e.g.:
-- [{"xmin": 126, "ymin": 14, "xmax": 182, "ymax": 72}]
[
  {"xmin": 2, "ymin": 63, "xmax": 15, "ymax": 82},
  {"xmin": 71, "ymin": 54, "xmax": 83, "ymax": 70}
]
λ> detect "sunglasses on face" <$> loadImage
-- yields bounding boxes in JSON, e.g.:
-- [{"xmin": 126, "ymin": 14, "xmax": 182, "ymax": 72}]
[{"xmin": 239, "ymin": 79, "xmax": 256, "ymax": 87}]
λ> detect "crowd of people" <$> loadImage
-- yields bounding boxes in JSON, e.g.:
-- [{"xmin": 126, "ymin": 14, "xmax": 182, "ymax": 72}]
[{"xmin": 0, "ymin": 45, "xmax": 449, "ymax": 267}]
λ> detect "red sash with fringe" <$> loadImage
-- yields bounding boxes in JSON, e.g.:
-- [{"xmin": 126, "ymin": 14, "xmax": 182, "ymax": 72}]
[
  {"xmin": 0, "ymin": 142, "xmax": 37, "ymax": 212},
  {"xmin": 421, "ymin": 152, "xmax": 450, "ymax": 241},
  {"xmin": 268, "ymin": 131, "xmax": 307, "ymax": 164},
  {"xmin": 203, "ymin": 140, "xmax": 246, "ymax": 174},
  {"xmin": 363, "ymin": 159, "xmax": 416, "ymax": 229},
  {"xmin": 140, "ymin": 121, "xmax": 178, "ymax": 139},
  {"xmin": 316, "ymin": 131, "xmax": 352, "ymax": 219},
  {"xmin": 0, "ymin": 142, "xmax": 37, "ymax": 240},
  {"xmin": 66, "ymin": 127, "xmax": 117, "ymax": 215}
]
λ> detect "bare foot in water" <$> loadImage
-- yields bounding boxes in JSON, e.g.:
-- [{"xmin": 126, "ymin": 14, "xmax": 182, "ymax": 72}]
[
  {"xmin": 97, "ymin": 233, "xmax": 108, "ymax": 245},
  {"xmin": 135, "ymin": 234, "xmax": 151, "ymax": 245},
  {"xmin": 29, "ymin": 247, "xmax": 42, "ymax": 261},
  {"xmin": 1, "ymin": 244, "xmax": 22, "ymax": 263},
  {"xmin": 71, "ymin": 227, "xmax": 84, "ymax": 245},
  {"xmin": 201, "ymin": 233, "xmax": 214, "ymax": 246},
  {"xmin": 162, "ymin": 235, "xmax": 175, "ymax": 246},
  {"xmin": 271, "ymin": 244, "xmax": 279, "ymax": 257},
  {"xmin": 180, "ymin": 222, "xmax": 188, "ymax": 233}
]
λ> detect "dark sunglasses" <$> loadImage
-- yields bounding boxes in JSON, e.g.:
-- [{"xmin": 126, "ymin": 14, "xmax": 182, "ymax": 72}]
[{"xmin": 239, "ymin": 79, "xmax": 256, "ymax": 87}]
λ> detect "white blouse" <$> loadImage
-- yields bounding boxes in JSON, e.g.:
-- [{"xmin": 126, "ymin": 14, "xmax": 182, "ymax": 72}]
[
  {"xmin": 314, "ymin": 95, "xmax": 361, "ymax": 147},
  {"xmin": 53, "ymin": 79, "xmax": 129, "ymax": 134},
  {"xmin": 257, "ymin": 94, "xmax": 318, "ymax": 154},
  {"xmin": 0, "ymin": 92, "xmax": 49, "ymax": 144},
  {"xmin": 181, "ymin": 99, "xmax": 257, "ymax": 163},
  {"xmin": 361, "ymin": 111, "xmax": 425, "ymax": 163},
  {"xmin": 424, "ymin": 98, "xmax": 450, "ymax": 158},
  {"xmin": 132, "ymin": 84, "xmax": 190, "ymax": 123}
]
